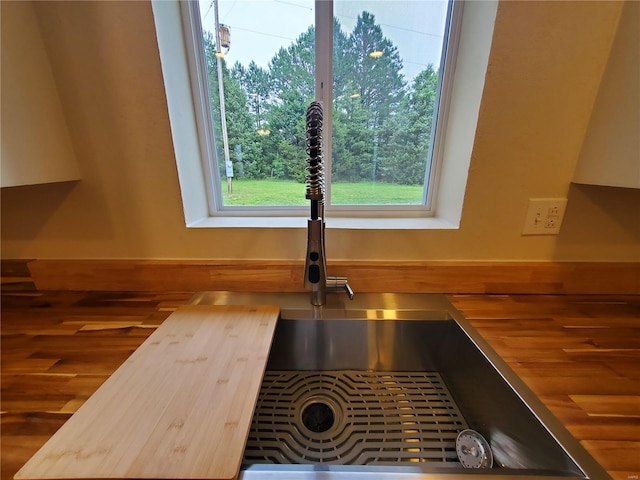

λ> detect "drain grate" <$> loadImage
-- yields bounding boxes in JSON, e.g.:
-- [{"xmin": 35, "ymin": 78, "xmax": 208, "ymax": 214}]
[{"xmin": 243, "ymin": 371, "xmax": 468, "ymax": 466}]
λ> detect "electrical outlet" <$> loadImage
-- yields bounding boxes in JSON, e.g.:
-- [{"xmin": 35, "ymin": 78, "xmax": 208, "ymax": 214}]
[{"xmin": 522, "ymin": 198, "xmax": 567, "ymax": 235}]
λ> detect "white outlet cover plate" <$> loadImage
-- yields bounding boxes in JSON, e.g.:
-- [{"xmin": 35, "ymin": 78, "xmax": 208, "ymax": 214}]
[{"xmin": 522, "ymin": 198, "xmax": 568, "ymax": 235}]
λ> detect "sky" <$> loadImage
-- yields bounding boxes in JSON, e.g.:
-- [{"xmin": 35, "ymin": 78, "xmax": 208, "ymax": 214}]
[{"xmin": 199, "ymin": 0, "xmax": 449, "ymax": 83}]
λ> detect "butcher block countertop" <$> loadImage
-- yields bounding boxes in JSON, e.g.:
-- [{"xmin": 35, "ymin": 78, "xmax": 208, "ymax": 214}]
[
  {"xmin": 1, "ymin": 291, "xmax": 639, "ymax": 480},
  {"xmin": 12, "ymin": 304, "xmax": 279, "ymax": 480}
]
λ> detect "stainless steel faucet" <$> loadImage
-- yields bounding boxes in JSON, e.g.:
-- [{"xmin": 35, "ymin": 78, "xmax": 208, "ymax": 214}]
[{"xmin": 303, "ymin": 102, "xmax": 354, "ymax": 306}]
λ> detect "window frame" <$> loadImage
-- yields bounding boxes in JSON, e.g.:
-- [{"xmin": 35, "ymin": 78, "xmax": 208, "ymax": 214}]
[
  {"xmin": 182, "ymin": 0, "xmax": 460, "ymax": 218},
  {"xmin": 151, "ymin": 0, "xmax": 498, "ymax": 228}
]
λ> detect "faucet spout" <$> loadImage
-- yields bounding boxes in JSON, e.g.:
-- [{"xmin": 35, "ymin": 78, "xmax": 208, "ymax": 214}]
[{"xmin": 303, "ymin": 101, "xmax": 354, "ymax": 306}]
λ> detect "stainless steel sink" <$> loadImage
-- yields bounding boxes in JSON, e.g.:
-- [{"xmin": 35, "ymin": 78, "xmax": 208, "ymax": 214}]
[{"xmin": 189, "ymin": 292, "xmax": 611, "ymax": 479}]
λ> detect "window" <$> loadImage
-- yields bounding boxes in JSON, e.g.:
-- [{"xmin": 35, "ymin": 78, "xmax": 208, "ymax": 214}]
[
  {"xmin": 152, "ymin": 0, "xmax": 497, "ymax": 227},
  {"xmin": 187, "ymin": 0, "xmax": 456, "ymax": 213}
]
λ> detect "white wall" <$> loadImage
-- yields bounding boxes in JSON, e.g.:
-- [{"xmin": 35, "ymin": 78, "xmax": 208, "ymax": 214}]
[
  {"xmin": 573, "ymin": 0, "xmax": 640, "ymax": 189},
  {"xmin": 1, "ymin": 0, "xmax": 638, "ymax": 262},
  {"xmin": 1, "ymin": 1, "xmax": 80, "ymax": 187}
]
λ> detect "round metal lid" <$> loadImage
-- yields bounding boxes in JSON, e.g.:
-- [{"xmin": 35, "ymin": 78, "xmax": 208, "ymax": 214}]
[{"xmin": 456, "ymin": 429, "xmax": 493, "ymax": 468}]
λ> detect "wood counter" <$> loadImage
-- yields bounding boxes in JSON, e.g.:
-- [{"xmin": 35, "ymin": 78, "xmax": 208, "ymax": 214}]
[{"xmin": 1, "ymin": 292, "xmax": 638, "ymax": 480}]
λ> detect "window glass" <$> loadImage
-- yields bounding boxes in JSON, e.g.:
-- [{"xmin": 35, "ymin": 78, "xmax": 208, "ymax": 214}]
[
  {"xmin": 331, "ymin": 1, "xmax": 449, "ymax": 205},
  {"xmin": 199, "ymin": 0, "xmax": 315, "ymax": 207},
  {"xmin": 197, "ymin": 0, "xmax": 450, "ymax": 209}
]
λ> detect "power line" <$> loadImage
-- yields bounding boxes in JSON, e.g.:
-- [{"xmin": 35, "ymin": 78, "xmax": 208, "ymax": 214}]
[
  {"xmin": 274, "ymin": 0, "xmax": 312, "ymax": 11},
  {"xmin": 220, "ymin": 20, "xmax": 439, "ymax": 47},
  {"xmin": 220, "ymin": 0, "xmax": 238, "ymax": 23},
  {"xmin": 225, "ymin": 25, "xmax": 296, "ymax": 42},
  {"xmin": 336, "ymin": 13, "xmax": 443, "ymax": 39},
  {"xmin": 202, "ymin": 0, "xmax": 214, "ymax": 20}
]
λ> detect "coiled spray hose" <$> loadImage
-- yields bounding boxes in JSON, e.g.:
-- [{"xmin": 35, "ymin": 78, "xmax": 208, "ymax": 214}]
[{"xmin": 305, "ymin": 101, "xmax": 324, "ymax": 220}]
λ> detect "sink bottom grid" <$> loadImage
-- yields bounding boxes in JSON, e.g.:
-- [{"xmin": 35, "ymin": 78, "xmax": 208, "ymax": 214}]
[{"xmin": 243, "ymin": 370, "xmax": 468, "ymax": 466}]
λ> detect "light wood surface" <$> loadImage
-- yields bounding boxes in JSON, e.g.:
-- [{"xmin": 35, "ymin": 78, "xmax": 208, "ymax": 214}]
[
  {"xmin": 13, "ymin": 304, "xmax": 279, "ymax": 480},
  {"xmin": 1, "ymin": 291, "xmax": 638, "ymax": 480},
  {"xmin": 23, "ymin": 259, "xmax": 640, "ymax": 294}
]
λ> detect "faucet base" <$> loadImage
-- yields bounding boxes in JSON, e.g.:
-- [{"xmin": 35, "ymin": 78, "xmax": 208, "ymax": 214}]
[{"xmin": 309, "ymin": 290, "xmax": 326, "ymax": 306}]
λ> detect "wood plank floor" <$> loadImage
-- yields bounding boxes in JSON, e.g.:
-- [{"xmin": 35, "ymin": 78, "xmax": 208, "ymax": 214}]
[{"xmin": 2, "ymin": 291, "xmax": 639, "ymax": 479}]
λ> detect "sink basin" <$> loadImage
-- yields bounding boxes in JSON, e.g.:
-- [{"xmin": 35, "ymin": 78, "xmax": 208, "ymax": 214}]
[{"xmin": 189, "ymin": 292, "xmax": 611, "ymax": 479}]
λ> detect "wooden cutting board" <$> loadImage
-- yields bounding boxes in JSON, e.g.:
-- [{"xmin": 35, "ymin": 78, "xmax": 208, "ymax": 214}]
[{"xmin": 15, "ymin": 304, "xmax": 279, "ymax": 480}]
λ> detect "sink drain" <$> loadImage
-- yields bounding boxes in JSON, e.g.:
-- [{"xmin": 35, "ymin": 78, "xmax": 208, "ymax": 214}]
[
  {"xmin": 300, "ymin": 398, "xmax": 336, "ymax": 433},
  {"xmin": 244, "ymin": 370, "xmax": 469, "ymax": 466}
]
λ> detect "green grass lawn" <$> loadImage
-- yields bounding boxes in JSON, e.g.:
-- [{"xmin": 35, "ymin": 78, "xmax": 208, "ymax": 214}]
[{"xmin": 222, "ymin": 179, "xmax": 424, "ymax": 206}]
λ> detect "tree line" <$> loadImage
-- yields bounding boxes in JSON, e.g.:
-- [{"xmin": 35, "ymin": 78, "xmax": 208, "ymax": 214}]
[{"xmin": 205, "ymin": 12, "xmax": 439, "ymax": 185}]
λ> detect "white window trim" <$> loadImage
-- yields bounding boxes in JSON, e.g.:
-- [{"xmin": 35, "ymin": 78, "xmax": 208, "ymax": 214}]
[{"xmin": 151, "ymin": 0, "xmax": 497, "ymax": 229}]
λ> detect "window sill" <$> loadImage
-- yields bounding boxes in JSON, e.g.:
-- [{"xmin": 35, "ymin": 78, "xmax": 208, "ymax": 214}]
[{"xmin": 188, "ymin": 215, "xmax": 459, "ymax": 230}]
